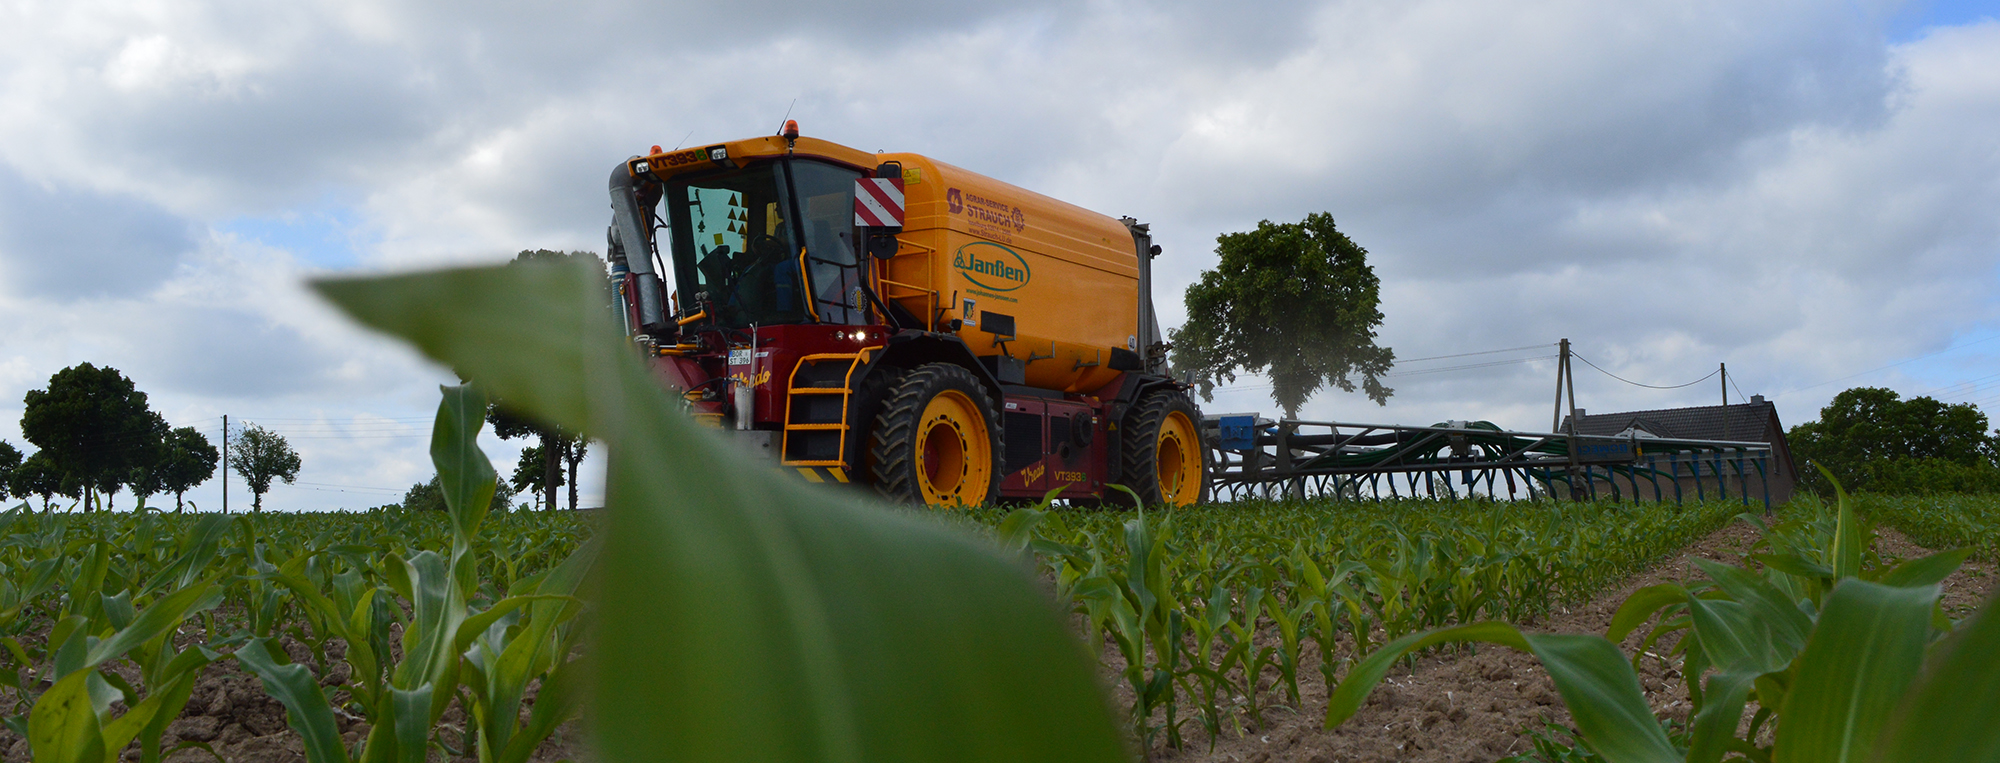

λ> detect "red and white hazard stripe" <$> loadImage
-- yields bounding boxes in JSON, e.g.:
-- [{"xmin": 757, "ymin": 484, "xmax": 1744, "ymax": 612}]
[{"xmin": 854, "ymin": 178, "xmax": 906, "ymax": 227}]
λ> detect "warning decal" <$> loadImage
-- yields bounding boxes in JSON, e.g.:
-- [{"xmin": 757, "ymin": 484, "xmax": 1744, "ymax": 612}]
[{"xmin": 854, "ymin": 178, "xmax": 906, "ymax": 227}]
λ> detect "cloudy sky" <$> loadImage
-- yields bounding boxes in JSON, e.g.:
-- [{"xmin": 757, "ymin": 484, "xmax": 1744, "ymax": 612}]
[{"xmin": 2, "ymin": 0, "xmax": 1997, "ymax": 511}]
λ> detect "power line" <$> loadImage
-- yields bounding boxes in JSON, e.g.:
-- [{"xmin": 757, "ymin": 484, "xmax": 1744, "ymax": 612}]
[
  {"xmin": 1384, "ymin": 355, "xmax": 1559, "ymax": 377},
  {"xmin": 1728, "ymin": 372, "xmax": 1750, "ymax": 402},
  {"xmin": 1921, "ymin": 371, "xmax": 2000, "ymax": 399},
  {"xmin": 1572, "ymin": 353, "xmax": 1721, "ymax": 390},
  {"xmin": 1393, "ymin": 344, "xmax": 1553, "ymax": 364},
  {"xmin": 1207, "ymin": 341, "xmax": 1556, "ymax": 391},
  {"xmin": 1786, "ymin": 334, "xmax": 2000, "ymax": 396}
]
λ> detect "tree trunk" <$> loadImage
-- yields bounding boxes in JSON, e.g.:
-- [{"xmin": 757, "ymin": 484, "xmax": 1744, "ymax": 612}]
[
  {"xmin": 567, "ymin": 441, "xmax": 579, "ymax": 512},
  {"xmin": 542, "ymin": 430, "xmax": 559, "ymax": 512}
]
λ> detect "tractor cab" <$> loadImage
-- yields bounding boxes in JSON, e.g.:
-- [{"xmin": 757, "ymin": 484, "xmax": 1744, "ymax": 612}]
[{"xmin": 660, "ymin": 158, "xmax": 870, "ymax": 329}]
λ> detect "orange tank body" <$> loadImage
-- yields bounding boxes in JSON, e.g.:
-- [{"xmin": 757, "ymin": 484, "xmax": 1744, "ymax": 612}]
[{"xmin": 875, "ymin": 153, "xmax": 1138, "ymax": 393}]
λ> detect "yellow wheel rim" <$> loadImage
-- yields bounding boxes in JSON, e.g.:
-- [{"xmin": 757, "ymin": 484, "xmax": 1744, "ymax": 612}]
[
  {"xmin": 1156, "ymin": 409, "xmax": 1201, "ymax": 507},
  {"xmin": 916, "ymin": 389, "xmax": 992, "ymax": 507}
]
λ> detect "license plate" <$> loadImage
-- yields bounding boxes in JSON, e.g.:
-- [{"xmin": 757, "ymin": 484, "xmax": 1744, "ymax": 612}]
[{"xmin": 728, "ymin": 349, "xmax": 752, "ymax": 365}]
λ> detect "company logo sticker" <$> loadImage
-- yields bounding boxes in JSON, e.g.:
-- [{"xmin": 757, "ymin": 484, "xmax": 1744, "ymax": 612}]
[
  {"xmin": 952, "ymin": 242, "xmax": 1031, "ymax": 292},
  {"xmin": 946, "ymin": 187, "xmax": 963, "ymax": 214}
]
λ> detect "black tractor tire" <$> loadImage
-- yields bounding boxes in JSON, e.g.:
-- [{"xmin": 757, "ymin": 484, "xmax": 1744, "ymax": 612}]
[
  {"xmin": 868, "ymin": 363, "xmax": 1003, "ymax": 507},
  {"xmin": 1116, "ymin": 390, "xmax": 1209, "ymax": 507},
  {"xmin": 843, "ymin": 366, "xmax": 903, "ymax": 471}
]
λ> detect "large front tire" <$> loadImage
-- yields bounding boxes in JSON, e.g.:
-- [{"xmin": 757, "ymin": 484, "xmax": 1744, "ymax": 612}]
[
  {"xmin": 1119, "ymin": 390, "xmax": 1207, "ymax": 507},
  {"xmin": 868, "ymin": 363, "xmax": 1002, "ymax": 507}
]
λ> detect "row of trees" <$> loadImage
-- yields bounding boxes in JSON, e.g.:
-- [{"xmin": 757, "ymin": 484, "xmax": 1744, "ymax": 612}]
[
  {"xmin": 1789, "ymin": 386, "xmax": 2000, "ymax": 495},
  {"xmin": 0, "ymin": 363, "xmax": 305, "ymax": 512}
]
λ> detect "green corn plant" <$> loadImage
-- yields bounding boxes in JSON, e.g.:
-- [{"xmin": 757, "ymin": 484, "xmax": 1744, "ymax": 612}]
[
  {"xmin": 1327, "ymin": 466, "xmax": 1999, "ymax": 763},
  {"xmin": 456, "ymin": 537, "xmax": 591, "ymax": 763},
  {"xmin": 234, "ymin": 385, "xmax": 585, "ymax": 763},
  {"xmin": 23, "ymin": 579, "xmax": 220, "ymax": 763},
  {"xmin": 315, "ymin": 260, "xmax": 1127, "ymax": 763},
  {"xmin": 1262, "ymin": 587, "xmax": 1309, "ymax": 706}
]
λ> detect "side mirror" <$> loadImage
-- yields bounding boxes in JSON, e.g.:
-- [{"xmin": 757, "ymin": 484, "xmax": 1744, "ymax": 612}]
[{"xmin": 867, "ymin": 230, "xmax": 901, "ymax": 260}]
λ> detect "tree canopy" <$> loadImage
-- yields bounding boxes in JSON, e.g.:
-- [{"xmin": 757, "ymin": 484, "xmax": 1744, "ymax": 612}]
[
  {"xmin": 0, "ymin": 441, "xmax": 19, "ymax": 502},
  {"xmin": 156, "ymin": 426, "xmax": 219, "ymax": 511},
  {"xmin": 1789, "ymin": 387, "xmax": 2000, "ymax": 494},
  {"xmin": 1170, "ymin": 213, "xmax": 1394, "ymax": 419},
  {"xmin": 9, "ymin": 453, "xmax": 76, "ymax": 510},
  {"xmin": 228, "ymin": 423, "xmax": 301, "ymax": 511},
  {"xmin": 20, "ymin": 363, "xmax": 169, "ymax": 511}
]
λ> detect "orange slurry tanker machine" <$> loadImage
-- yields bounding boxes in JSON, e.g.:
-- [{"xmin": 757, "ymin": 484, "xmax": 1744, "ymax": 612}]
[{"xmin": 606, "ymin": 121, "xmax": 1206, "ymax": 508}]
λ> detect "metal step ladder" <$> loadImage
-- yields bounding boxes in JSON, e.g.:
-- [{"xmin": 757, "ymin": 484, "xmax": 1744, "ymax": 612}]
[{"xmin": 782, "ymin": 352, "xmax": 868, "ymax": 467}]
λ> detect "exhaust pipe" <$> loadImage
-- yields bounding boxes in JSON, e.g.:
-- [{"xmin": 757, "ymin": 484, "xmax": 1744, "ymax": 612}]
[
  {"xmin": 734, "ymin": 380, "xmax": 754, "ymax": 430},
  {"xmin": 609, "ymin": 159, "xmax": 667, "ymax": 332}
]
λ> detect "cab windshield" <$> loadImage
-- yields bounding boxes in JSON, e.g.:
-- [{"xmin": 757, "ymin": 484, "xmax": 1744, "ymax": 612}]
[{"xmin": 663, "ymin": 159, "xmax": 865, "ymax": 328}]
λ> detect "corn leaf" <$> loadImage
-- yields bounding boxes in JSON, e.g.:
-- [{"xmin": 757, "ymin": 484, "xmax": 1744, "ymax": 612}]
[
  {"xmin": 1606, "ymin": 583, "xmax": 1685, "ymax": 642},
  {"xmin": 1682, "ymin": 595, "xmax": 1782, "ymax": 674},
  {"xmin": 432, "ymin": 384, "xmax": 496, "ymax": 544},
  {"xmin": 1873, "ymin": 590, "xmax": 2000, "ymax": 763},
  {"xmin": 82, "ymin": 582, "xmax": 214, "ymax": 670},
  {"xmin": 1774, "ymin": 580, "xmax": 1934, "ymax": 763},
  {"xmin": 1875, "ymin": 548, "xmax": 1972, "ymax": 589},
  {"xmin": 27, "ymin": 671, "xmax": 104, "ymax": 763},
  {"xmin": 1524, "ymin": 633, "xmax": 1682, "ymax": 763},
  {"xmin": 1693, "ymin": 558, "xmax": 1812, "ymax": 657},
  {"xmin": 233, "ymin": 638, "xmax": 350, "ymax": 763},
  {"xmin": 314, "ymin": 261, "xmax": 1127, "ymax": 763},
  {"xmin": 1687, "ymin": 670, "xmax": 1755, "ymax": 763}
]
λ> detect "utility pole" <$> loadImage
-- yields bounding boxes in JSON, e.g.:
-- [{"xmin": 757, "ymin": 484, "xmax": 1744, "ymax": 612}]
[
  {"xmin": 1720, "ymin": 363, "xmax": 1728, "ymax": 406},
  {"xmin": 221, "ymin": 415, "xmax": 229, "ymax": 514},
  {"xmin": 1552, "ymin": 338, "xmax": 1583, "ymax": 502},
  {"xmin": 1553, "ymin": 338, "xmax": 1571, "ymax": 433}
]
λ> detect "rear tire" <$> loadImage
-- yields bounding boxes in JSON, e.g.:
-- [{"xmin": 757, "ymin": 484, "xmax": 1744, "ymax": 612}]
[
  {"xmin": 1118, "ymin": 390, "xmax": 1208, "ymax": 507},
  {"xmin": 868, "ymin": 363, "xmax": 1002, "ymax": 507}
]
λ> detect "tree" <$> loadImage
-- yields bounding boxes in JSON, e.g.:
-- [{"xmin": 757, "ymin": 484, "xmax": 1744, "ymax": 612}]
[
  {"xmin": 563, "ymin": 440, "xmax": 588, "ymax": 512},
  {"xmin": 0, "ymin": 441, "xmax": 19, "ymax": 503},
  {"xmin": 1789, "ymin": 387, "xmax": 2000, "ymax": 494},
  {"xmin": 1170, "ymin": 213, "xmax": 1395, "ymax": 419},
  {"xmin": 20, "ymin": 363, "xmax": 169, "ymax": 511},
  {"xmin": 9, "ymin": 452, "xmax": 76, "ymax": 511},
  {"xmin": 401, "ymin": 475, "xmax": 446, "ymax": 512},
  {"xmin": 404, "ymin": 473, "xmax": 510, "ymax": 512},
  {"xmin": 126, "ymin": 459, "xmax": 166, "ymax": 511},
  {"xmin": 228, "ymin": 423, "xmax": 301, "ymax": 511},
  {"xmin": 155, "ymin": 427, "xmax": 219, "ymax": 512},
  {"xmin": 510, "ymin": 443, "xmax": 562, "ymax": 510}
]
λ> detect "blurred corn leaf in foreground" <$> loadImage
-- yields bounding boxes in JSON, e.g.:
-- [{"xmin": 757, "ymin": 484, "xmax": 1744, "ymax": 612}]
[{"xmin": 313, "ymin": 261, "xmax": 1126, "ymax": 763}]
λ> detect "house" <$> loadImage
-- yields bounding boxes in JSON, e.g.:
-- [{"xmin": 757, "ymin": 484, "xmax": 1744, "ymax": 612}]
[{"xmin": 1559, "ymin": 395, "xmax": 1798, "ymax": 505}]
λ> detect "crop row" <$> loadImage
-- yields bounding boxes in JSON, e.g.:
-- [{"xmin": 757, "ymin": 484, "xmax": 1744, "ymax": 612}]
[
  {"xmin": 0, "ymin": 388, "xmax": 593, "ymax": 763},
  {"xmin": 1853, "ymin": 493, "xmax": 2000, "ymax": 560},
  {"xmin": 964, "ymin": 496, "xmax": 1743, "ymax": 750}
]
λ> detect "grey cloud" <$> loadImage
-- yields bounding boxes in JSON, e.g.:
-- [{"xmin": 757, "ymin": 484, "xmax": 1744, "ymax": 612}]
[
  {"xmin": 129, "ymin": 304, "xmax": 329, "ymax": 397},
  {"xmin": 0, "ymin": 166, "xmax": 197, "ymax": 297}
]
